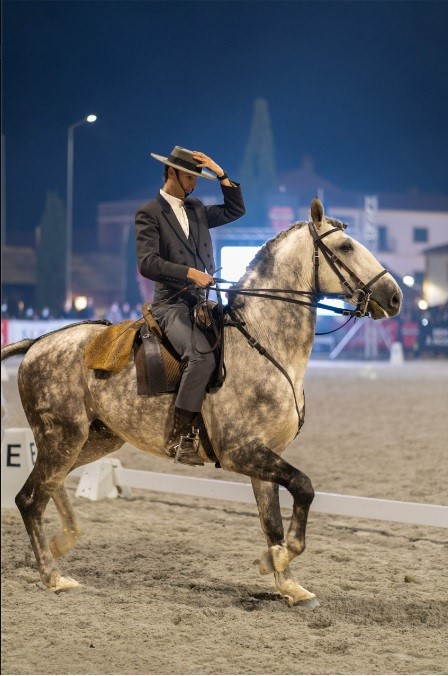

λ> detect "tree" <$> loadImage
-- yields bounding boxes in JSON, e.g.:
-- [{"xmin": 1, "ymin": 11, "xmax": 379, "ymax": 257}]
[
  {"xmin": 124, "ymin": 225, "xmax": 144, "ymax": 307},
  {"xmin": 238, "ymin": 98, "xmax": 278, "ymax": 226},
  {"xmin": 35, "ymin": 191, "xmax": 67, "ymax": 315}
]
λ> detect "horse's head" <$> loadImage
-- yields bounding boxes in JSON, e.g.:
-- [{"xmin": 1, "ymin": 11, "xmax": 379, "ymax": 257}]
[{"xmin": 310, "ymin": 199, "xmax": 402, "ymax": 319}]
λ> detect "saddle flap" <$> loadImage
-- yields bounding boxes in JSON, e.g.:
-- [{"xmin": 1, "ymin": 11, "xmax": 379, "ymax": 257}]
[{"xmin": 135, "ymin": 323, "xmax": 183, "ymax": 395}]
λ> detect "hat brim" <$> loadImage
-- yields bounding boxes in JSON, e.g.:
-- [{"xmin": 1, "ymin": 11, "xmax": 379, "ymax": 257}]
[{"xmin": 151, "ymin": 153, "xmax": 217, "ymax": 180}]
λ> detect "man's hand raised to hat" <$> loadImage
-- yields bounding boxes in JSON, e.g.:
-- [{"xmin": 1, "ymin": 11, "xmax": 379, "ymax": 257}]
[
  {"xmin": 187, "ymin": 268, "xmax": 214, "ymax": 288},
  {"xmin": 192, "ymin": 152, "xmax": 232, "ymax": 186}
]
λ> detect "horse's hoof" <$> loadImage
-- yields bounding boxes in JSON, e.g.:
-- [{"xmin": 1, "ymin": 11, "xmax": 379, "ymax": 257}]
[
  {"xmin": 51, "ymin": 576, "xmax": 80, "ymax": 593},
  {"xmin": 254, "ymin": 552, "xmax": 275, "ymax": 575},
  {"xmin": 285, "ymin": 594, "xmax": 319, "ymax": 609}
]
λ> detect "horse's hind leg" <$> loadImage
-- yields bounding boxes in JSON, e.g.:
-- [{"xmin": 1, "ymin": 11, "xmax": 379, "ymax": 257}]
[
  {"xmin": 49, "ymin": 422, "xmax": 125, "ymax": 559},
  {"xmin": 49, "ymin": 486, "xmax": 81, "ymax": 558},
  {"xmin": 251, "ymin": 477, "xmax": 316, "ymax": 605},
  {"xmin": 16, "ymin": 462, "xmax": 81, "ymax": 591},
  {"xmin": 15, "ymin": 422, "xmax": 89, "ymax": 591}
]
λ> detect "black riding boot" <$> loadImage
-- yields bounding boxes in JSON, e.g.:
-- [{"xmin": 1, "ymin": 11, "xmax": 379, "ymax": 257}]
[{"xmin": 165, "ymin": 407, "xmax": 204, "ymax": 466}]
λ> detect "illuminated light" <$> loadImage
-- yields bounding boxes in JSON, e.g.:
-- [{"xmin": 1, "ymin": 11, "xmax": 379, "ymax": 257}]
[
  {"xmin": 402, "ymin": 275, "xmax": 415, "ymax": 288},
  {"xmin": 219, "ymin": 246, "xmax": 261, "ymax": 288},
  {"xmin": 317, "ymin": 297, "xmax": 350, "ymax": 317},
  {"xmin": 74, "ymin": 296, "xmax": 88, "ymax": 311},
  {"xmin": 421, "ymin": 318, "xmax": 429, "ymax": 327},
  {"xmin": 86, "ymin": 114, "xmax": 97, "ymax": 123},
  {"xmin": 418, "ymin": 299, "xmax": 428, "ymax": 311}
]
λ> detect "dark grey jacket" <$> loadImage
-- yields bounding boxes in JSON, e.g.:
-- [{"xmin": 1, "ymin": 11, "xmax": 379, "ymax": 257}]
[{"xmin": 135, "ymin": 184, "xmax": 246, "ymax": 305}]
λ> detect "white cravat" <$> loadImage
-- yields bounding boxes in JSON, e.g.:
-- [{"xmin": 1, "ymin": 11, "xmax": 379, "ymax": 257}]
[{"xmin": 160, "ymin": 189, "xmax": 189, "ymax": 238}]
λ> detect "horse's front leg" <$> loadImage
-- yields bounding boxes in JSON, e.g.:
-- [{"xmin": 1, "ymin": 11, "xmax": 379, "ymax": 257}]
[
  {"xmin": 251, "ymin": 477, "xmax": 316, "ymax": 606},
  {"xmin": 221, "ymin": 443, "xmax": 316, "ymax": 605}
]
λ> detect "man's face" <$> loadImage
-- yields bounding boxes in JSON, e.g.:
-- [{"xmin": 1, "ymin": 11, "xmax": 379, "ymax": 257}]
[{"xmin": 177, "ymin": 170, "xmax": 197, "ymax": 194}]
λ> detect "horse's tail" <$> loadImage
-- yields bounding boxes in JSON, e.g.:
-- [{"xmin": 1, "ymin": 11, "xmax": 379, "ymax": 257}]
[
  {"xmin": 1, "ymin": 338, "xmax": 35, "ymax": 361},
  {"xmin": 1, "ymin": 339, "xmax": 35, "ymax": 440}
]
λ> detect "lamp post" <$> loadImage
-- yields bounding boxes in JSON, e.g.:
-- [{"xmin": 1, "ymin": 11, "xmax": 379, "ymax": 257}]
[{"xmin": 66, "ymin": 114, "xmax": 97, "ymax": 307}]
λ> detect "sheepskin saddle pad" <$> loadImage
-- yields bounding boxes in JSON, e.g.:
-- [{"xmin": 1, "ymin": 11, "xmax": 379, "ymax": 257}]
[{"xmin": 83, "ymin": 315, "xmax": 183, "ymax": 394}]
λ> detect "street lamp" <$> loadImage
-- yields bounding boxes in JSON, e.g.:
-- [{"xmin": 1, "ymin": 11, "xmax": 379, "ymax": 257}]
[{"xmin": 66, "ymin": 114, "xmax": 97, "ymax": 306}]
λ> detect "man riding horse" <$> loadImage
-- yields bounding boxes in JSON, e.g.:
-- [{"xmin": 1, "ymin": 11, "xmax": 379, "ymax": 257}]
[{"xmin": 135, "ymin": 146, "xmax": 246, "ymax": 466}]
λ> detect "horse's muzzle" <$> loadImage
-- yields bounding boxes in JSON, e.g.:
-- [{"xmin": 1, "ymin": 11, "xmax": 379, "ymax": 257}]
[{"xmin": 369, "ymin": 278, "xmax": 403, "ymax": 319}]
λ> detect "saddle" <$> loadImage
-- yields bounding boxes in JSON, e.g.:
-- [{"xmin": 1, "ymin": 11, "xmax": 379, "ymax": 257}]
[
  {"xmin": 134, "ymin": 302, "xmax": 226, "ymax": 396},
  {"xmin": 83, "ymin": 303, "xmax": 225, "ymax": 465},
  {"xmin": 83, "ymin": 303, "xmax": 225, "ymax": 392}
]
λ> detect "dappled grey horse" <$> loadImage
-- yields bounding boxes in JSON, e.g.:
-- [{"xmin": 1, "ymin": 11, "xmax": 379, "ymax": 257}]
[{"xmin": 1, "ymin": 199, "xmax": 401, "ymax": 604}]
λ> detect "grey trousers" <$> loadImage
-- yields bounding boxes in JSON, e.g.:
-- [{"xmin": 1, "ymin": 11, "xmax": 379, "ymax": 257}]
[{"xmin": 152, "ymin": 301, "xmax": 215, "ymax": 412}]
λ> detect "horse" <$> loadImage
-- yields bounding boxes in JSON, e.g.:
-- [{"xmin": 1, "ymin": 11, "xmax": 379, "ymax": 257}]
[{"xmin": 1, "ymin": 199, "xmax": 402, "ymax": 605}]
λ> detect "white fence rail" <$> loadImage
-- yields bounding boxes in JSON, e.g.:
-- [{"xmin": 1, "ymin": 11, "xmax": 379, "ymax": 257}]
[
  {"xmin": 73, "ymin": 459, "xmax": 448, "ymax": 529},
  {"xmin": 2, "ymin": 430, "xmax": 447, "ymax": 528}
]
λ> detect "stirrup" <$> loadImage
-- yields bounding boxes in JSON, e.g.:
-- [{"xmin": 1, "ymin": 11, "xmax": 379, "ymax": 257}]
[{"xmin": 173, "ymin": 431, "xmax": 204, "ymax": 466}]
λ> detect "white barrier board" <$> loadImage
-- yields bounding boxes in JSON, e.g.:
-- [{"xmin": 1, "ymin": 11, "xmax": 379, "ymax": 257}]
[
  {"xmin": 3, "ymin": 430, "xmax": 447, "ymax": 528},
  {"xmin": 72, "ymin": 461, "xmax": 448, "ymax": 528},
  {"xmin": 1, "ymin": 428, "xmax": 37, "ymax": 508}
]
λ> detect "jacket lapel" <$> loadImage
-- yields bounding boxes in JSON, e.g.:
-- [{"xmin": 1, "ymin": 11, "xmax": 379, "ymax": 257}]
[{"xmin": 156, "ymin": 193, "xmax": 195, "ymax": 254}]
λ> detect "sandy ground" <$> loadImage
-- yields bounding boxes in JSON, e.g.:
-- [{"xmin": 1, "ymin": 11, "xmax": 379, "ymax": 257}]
[{"xmin": 1, "ymin": 358, "xmax": 447, "ymax": 675}]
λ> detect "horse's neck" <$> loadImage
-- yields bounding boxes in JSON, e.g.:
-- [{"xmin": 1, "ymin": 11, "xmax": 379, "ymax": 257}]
[{"xmin": 232, "ymin": 227, "xmax": 316, "ymax": 381}]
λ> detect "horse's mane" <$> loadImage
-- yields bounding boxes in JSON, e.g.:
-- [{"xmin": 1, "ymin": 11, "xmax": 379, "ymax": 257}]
[
  {"xmin": 226, "ymin": 220, "xmax": 307, "ymax": 309},
  {"xmin": 226, "ymin": 216, "xmax": 347, "ymax": 309},
  {"xmin": 233, "ymin": 221, "xmax": 307, "ymax": 288}
]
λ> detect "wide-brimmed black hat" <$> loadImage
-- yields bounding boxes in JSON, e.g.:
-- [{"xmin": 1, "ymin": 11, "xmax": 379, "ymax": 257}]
[{"xmin": 151, "ymin": 146, "xmax": 216, "ymax": 180}]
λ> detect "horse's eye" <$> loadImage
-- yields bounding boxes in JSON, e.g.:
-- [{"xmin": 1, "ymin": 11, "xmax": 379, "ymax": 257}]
[{"xmin": 339, "ymin": 242, "xmax": 352, "ymax": 253}]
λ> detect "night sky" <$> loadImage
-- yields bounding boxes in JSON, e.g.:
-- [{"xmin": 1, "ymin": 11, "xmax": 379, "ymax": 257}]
[{"xmin": 3, "ymin": 0, "xmax": 448, "ymax": 237}]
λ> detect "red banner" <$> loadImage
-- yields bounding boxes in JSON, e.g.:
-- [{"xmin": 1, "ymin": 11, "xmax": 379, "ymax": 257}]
[{"xmin": 1, "ymin": 320, "xmax": 8, "ymax": 347}]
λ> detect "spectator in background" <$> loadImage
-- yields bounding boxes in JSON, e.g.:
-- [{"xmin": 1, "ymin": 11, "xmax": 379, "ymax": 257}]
[
  {"xmin": 106, "ymin": 302, "xmax": 123, "ymax": 324},
  {"xmin": 40, "ymin": 307, "xmax": 51, "ymax": 320},
  {"xmin": 121, "ymin": 302, "xmax": 132, "ymax": 320},
  {"xmin": 131, "ymin": 304, "xmax": 142, "ymax": 320}
]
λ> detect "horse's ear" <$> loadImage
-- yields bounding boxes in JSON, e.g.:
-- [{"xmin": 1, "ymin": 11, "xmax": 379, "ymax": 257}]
[{"xmin": 310, "ymin": 198, "xmax": 324, "ymax": 226}]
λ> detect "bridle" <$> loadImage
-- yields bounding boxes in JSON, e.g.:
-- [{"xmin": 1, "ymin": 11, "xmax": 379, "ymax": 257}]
[
  {"xmin": 217, "ymin": 220, "xmax": 389, "ymax": 320},
  {"xmin": 308, "ymin": 220, "xmax": 388, "ymax": 319}
]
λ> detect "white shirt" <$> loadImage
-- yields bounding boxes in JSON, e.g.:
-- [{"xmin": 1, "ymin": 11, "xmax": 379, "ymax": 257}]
[{"xmin": 160, "ymin": 189, "xmax": 189, "ymax": 239}]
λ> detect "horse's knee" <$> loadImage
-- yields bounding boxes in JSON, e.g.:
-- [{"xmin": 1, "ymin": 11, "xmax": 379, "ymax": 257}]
[{"xmin": 290, "ymin": 472, "xmax": 314, "ymax": 508}]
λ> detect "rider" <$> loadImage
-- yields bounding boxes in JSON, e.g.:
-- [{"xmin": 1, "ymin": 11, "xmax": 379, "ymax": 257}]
[{"xmin": 135, "ymin": 146, "xmax": 246, "ymax": 465}]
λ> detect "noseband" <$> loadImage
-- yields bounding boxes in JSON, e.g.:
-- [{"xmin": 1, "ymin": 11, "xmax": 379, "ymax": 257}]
[{"xmin": 308, "ymin": 221, "xmax": 388, "ymax": 318}]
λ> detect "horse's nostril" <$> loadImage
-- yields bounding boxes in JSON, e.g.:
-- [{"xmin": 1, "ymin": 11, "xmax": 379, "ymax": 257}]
[{"xmin": 390, "ymin": 292, "xmax": 400, "ymax": 307}]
